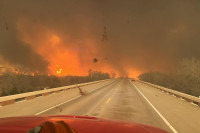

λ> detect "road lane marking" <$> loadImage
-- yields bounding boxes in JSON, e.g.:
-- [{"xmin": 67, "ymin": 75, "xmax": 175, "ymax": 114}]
[
  {"xmin": 35, "ymin": 95, "xmax": 82, "ymax": 115},
  {"xmin": 130, "ymin": 81, "xmax": 178, "ymax": 133},
  {"xmin": 106, "ymin": 98, "xmax": 111, "ymax": 104},
  {"xmin": 35, "ymin": 80, "xmax": 117, "ymax": 115}
]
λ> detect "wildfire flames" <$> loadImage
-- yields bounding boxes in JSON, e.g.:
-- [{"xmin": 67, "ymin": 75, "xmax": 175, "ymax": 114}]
[
  {"xmin": 56, "ymin": 65, "xmax": 62, "ymax": 75},
  {"xmin": 1, "ymin": 0, "xmax": 199, "ymax": 79},
  {"xmin": 14, "ymin": 18, "xmax": 141, "ymax": 78}
]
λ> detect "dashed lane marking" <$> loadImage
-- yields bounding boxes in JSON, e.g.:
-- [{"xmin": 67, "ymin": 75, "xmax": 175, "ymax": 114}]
[
  {"xmin": 35, "ymin": 81, "xmax": 117, "ymax": 115},
  {"xmin": 106, "ymin": 98, "xmax": 111, "ymax": 104}
]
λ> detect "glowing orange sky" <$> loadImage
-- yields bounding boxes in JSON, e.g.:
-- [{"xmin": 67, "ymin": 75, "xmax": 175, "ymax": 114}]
[
  {"xmin": 1, "ymin": 0, "xmax": 200, "ymax": 79},
  {"xmin": 14, "ymin": 17, "xmax": 144, "ymax": 78},
  {"xmin": 16, "ymin": 18, "xmax": 127, "ymax": 77}
]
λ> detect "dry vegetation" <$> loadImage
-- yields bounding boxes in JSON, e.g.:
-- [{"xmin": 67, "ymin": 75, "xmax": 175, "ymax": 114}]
[
  {"xmin": 0, "ymin": 70, "xmax": 110, "ymax": 96},
  {"xmin": 139, "ymin": 58, "xmax": 200, "ymax": 97}
]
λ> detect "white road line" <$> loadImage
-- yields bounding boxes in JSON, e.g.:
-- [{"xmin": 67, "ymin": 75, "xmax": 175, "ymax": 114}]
[
  {"xmin": 35, "ymin": 95, "xmax": 81, "ymax": 115},
  {"xmin": 35, "ymin": 82, "xmax": 115, "ymax": 115},
  {"xmin": 130, "ymin": 81, "xmax": 178, "ymax": 133}
]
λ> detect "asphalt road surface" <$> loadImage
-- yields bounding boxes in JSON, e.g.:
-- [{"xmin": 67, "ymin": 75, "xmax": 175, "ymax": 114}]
[
  {"xmin": 40, "ymin": 78, "xmax": 172, "ymax": 131},
  {"xmin": 0, "ymin": 78, "xmax": 200, "ymax": 133}
]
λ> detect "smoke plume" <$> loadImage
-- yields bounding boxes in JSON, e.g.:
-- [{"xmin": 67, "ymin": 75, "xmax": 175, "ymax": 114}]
[{"xmin": 1, "ymin": 0, "xmax": 200, "ymax": 77}]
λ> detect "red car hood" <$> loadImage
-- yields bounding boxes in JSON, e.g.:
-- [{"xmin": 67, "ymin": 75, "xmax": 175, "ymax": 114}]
[{"xmin": 0, "ymin": 115, "xmax": 168, "ymax": 133}]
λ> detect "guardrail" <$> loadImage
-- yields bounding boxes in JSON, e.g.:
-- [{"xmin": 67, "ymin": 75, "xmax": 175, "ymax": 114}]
[
  {"xmin": 138, "ymin": 80, "xmax": 200, "ymax": 106},
  {"xmin": 0, "ymin": 79, "xmax": 112, "ymax": 106}
]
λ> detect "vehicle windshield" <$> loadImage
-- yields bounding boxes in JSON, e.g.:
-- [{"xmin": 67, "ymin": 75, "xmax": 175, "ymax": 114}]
[{"xmin": 0, "ymin": 1, "xmax": 200, "ymax": 133}]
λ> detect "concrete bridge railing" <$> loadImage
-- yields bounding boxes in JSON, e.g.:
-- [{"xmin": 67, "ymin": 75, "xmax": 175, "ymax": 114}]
[
  {"xmin": 138, "ymin": 80, "xmax": 200, "ymax": 106},
  {"xmin": 0, "ymin": 79, "xmax": 112, "ymax": 106}
]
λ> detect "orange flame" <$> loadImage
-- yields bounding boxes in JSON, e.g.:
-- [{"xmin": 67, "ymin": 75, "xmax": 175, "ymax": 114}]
[
  {"xmin": 16, "ymin": 18, "xmax": 141, "ymax": 77},
  {"xmin": 56, "ymin": 65, "xmax": 62, "ymax": 75}
]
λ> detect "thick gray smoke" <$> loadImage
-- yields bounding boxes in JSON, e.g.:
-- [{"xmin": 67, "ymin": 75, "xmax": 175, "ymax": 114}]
[
  {"xmin": 0, "ymin": 1, "xmax": 49, "ymax": 72},
  {"xmin": 1, "ymin": 0, "xmax": 200, "ymax": 75}
]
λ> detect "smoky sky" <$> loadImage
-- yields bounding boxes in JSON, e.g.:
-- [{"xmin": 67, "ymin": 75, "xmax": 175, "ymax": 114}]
[{"xmin": 1, "ymin": 0, "xmax": 200, "ymax": 75}]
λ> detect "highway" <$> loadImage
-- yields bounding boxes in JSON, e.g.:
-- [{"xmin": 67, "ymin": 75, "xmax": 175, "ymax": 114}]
[{"xmin": 0, "ymin": 78, "xmax": 200, "ymax": 133}]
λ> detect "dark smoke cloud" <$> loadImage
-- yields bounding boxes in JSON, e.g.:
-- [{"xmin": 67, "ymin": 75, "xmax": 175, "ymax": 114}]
[
  {"xmin": 1, "ymin": 0, "xmax": 200, "ymax": 75},
  {"xmin": 0, "ymin": 1, "xmax": 48, "ymax": 72}
]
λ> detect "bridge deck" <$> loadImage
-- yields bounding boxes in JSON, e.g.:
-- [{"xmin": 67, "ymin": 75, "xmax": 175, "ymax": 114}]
[{"xmin": 0, "ymin": 79, "xmax": 200, "ymax": 133}]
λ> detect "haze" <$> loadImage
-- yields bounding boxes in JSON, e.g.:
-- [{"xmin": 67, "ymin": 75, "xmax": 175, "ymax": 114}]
[{"xmin": 1, "ymin": 0, "xmax": 200, "ymax": 77}]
